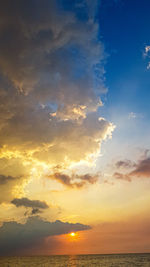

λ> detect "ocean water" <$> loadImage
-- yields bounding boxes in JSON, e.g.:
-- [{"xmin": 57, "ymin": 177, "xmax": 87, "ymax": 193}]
[{"xmin": 0, "ymin": 253, "xmax": 150, "ymax": 267}]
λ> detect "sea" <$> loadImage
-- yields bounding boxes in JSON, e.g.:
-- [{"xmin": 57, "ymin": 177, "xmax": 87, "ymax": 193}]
[{"xmin": 0, "ymin": 253, "xmax": 150, "ymax": 267}]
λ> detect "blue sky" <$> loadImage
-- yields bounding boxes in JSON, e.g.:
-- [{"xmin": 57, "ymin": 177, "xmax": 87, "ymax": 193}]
[
  {"xmin": 99, "ymin": 0, "xmax": 150, "ymax": 119},
  {"xmin": 93, "ymin": 0, "xmax": 150, "ymax": 166}
]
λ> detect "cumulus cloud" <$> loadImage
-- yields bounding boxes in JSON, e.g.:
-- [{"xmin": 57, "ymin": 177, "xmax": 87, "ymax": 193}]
[
  {"xmin": 0, "ymin": 216, "xmax": 91, "ymax": 255},
  {"xmin": 0, "ymin": 0, "xmax": 114, "ymax": 205},
  {"xmin": 0, "ymin": 0, "xmax": 113, "ymax": 152}
]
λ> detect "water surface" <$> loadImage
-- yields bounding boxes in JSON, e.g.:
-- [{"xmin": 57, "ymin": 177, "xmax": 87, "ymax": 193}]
[{"xmin": 0, "ymin": 253, "xmax": 150, "ymax": 266}]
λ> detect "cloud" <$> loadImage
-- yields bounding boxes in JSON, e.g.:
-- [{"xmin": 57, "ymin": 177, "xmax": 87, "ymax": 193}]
[
  {"xmin": 144, "ymin": 45, "xmax": 150, "ymax": 69},
  {"xmin": 130, "ymin": 157, "xmax": 150, "ymax": 178},
  {"xmin": 113, "ymin": 172, "xmax": 131, "ymax": 182},
  {"xmin": 48, "ymin": 172, "xmax": 99, "ymax": 188},
  {"xmin": 147, "ymin": 62, "xmax": 150, "ymax": 69},
  {"xmin": 0, "ymin": 0, "xmax": 113, "ymax": 156},
  {"xmin": 115, "ymin": 160, "xmax": 136, "ymax": 169},
  {"xmin": 0, "ymin": 174, "xmax": 18, "ymax": 185},
  {"xmin": 0, "ymin": 174, "xmax": 22, "ymax": 204},
  {"xmin": 0, "ymin": 216, "xmax": 91, "ymax": 255},
  {"xmin": 0, "ymin": 0, "xmax": 106, "ymax": 117},
  {"xmin": 31, "ymin": 208, "xmax": 42, "ymax": 215},
  {"xmin": 0, "ymin": 156, "xmax": 32, "ymax": 204},
  {"xmin": 11, "ymin": 197, "xmax": 49, "ymax": 216},
  {"xmin": 0, "ymin": 169, "xmax": 27, "ymax": 204},
  {"xmin": 145, "ymin": 46, "xmax": 150, "ymax": 53},
  {"xmin": 114, "ymin": 154, "xmax": 150, "ymax": 181},
  {"xmin": 128, "ymin": 112, "xmax": 143, "ymax": 119},
  {"xmin": 11, "ymin": 197, "xmax": 49, "ymax": 209},
  {"xmin": 0, "ymin": 0, "xmax": 114, "ymax": 205},
  {"xmin": 128, "ymin": 112, "xmax": 137, "ymax": 119}
]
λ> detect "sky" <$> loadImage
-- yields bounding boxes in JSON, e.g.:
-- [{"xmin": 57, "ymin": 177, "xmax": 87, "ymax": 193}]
[{"xmin": 0, "ymin": 0, "xmax": 150, "ymax": 256}]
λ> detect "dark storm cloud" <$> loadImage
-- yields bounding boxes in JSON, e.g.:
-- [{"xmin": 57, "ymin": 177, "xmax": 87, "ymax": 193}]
[
  {"xmin": 11, "ymin": 197, "xmax": 49, "ymax": 209},
  {"xmin": 48, "ymin": 172, "xmax": 99, "ymax": 188},
  {"xmin": 0, "ymin": 216, "xmax": 91, "ymax": 255}
]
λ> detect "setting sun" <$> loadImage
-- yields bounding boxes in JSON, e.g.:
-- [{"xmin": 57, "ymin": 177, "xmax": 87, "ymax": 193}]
[{"xmin": 70, "ymin": 232, "xmax": 76, "ymax": 237}]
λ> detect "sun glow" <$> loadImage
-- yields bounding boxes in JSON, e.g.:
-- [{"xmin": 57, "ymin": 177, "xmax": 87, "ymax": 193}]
[{"xmin": 70, "ymin": 232, "xmax": 76, "ymax": 237}]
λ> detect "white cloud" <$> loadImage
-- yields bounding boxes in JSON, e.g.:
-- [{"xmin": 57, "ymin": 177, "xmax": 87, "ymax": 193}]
[
  {"xmin": 144, "ymin": 45, "xmax": 150, "ymax": 70},
  {"xmin": 128, "ymin": 112, "xmax": 143, "ymax": 119}
]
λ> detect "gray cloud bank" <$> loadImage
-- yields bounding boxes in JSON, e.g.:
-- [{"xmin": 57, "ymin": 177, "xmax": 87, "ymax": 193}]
[{"xmin": 0, "ymin": 216, "xmax": 91, "ymax": 255}]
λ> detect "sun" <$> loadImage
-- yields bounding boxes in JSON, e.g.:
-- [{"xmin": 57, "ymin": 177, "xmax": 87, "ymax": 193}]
[{"xmin": 70, "ymin": 232, "xmax": 76, "ymax": 237}]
